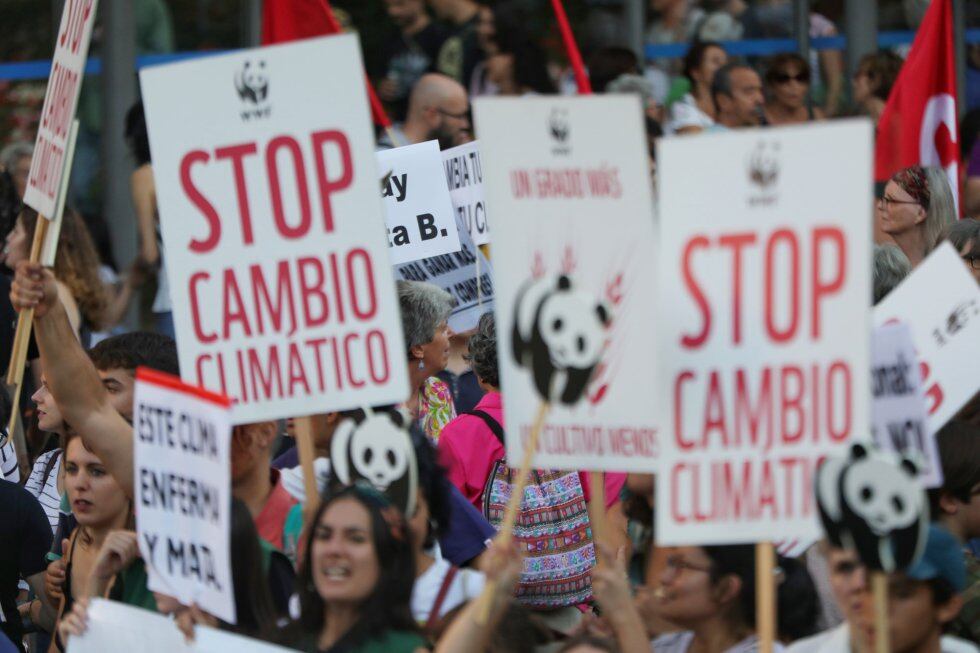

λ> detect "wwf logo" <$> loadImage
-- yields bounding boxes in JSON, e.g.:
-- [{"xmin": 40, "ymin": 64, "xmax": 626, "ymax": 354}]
[
  {"xmin": 235, "ymin": 60, "xmax": 270, "ymax": 121},
  {"xmin": 549, "ymin": 108, "xmax": 571, "ymax": 156},
  {"xmin": 748, "ymin": 141, "xmax": 779, "ymax": 188}
]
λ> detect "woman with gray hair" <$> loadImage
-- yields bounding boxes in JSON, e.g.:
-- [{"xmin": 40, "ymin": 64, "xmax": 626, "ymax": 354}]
[
  {"xmin": 876, "ymin": 165, "xmax": 956, "ymax": 268},
  {"xmin": 872, "ymin": 243, "xmax": 911, "ymax": 305},
  {"xmin": 397, "ymin": 280, "xmax": 456, "ymax": 440}
]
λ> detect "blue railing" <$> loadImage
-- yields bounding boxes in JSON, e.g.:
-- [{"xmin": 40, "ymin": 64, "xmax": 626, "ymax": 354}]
[{"xmin": 0, "ymin": 29, "xmax": 977, "ymax": 81}]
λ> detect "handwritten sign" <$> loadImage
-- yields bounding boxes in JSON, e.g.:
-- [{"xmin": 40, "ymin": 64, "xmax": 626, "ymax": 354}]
[
  {"xmin": 134, "ymin": 368, "xmax": 235, "ymax": 623},
  {"xmin": 442, "ymin": 141, "xmax": 489, "ymax": 246},
  {"xmin": 377, "ymin": 140, "xmax": 461, "ymax": 264}
]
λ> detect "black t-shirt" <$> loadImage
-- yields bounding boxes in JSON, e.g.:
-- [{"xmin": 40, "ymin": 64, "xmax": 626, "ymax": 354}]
[
  {"xmin": 435, "ymin": 15, "xmax": 483, "ymax": 89},
  {"xmin": 0, "ymin": 480, "xmax": 53, "ymax": 651},
  {"xmin": 380, "ymin": 22, "xmax": 450, "ymax": 121}
]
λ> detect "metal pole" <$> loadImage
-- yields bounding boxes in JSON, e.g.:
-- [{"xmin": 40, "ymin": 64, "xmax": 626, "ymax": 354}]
[
  {"xmin": 794, "ymin": 0, "xmax": 810, "ymax": 58},
  {"xmin": 844, "ymin": 0, "xmax": 878, "ymax": 79},
  {"xmin": 623, "ymin": 0, "xmax": 645, "ymax": 61},
  {"xmin": 102, "ymin": 0, "xmax": 138, "ymax": 326},
  {"xmin": 953, "ymin": 0, "xmax": 966, "ymax": 118},
  {"xmin": 244, "ymin": 0, "xmax": 263, "ymax": 47}
]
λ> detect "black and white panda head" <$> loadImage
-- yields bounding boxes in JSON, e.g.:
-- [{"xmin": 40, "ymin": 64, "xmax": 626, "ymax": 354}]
[
  {"xmin": 235, "ymin": 60, "xmax": 269, "ymax": 104},
  {"xmin": 536, "ymin": 276, "xmax": 610, "ymax": 371},
  {"xmin": 840, "ymin": 443, "xmax": 922, "ymax": 537},
  {"xmin": 330, "ymin": 410, "xmax": 417, "ymax": 516}
]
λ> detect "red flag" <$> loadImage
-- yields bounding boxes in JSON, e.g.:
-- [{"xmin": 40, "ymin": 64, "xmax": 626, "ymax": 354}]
[
  {"xmin": 874, "ymin": 0, "xmax": 958, "ymax": 206},
  {"xmin": 261, "ymin": 0, "xmax": 392, "ymax": 129}
]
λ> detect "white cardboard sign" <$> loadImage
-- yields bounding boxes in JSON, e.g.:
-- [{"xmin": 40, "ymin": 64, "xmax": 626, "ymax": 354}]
[
  {"xmin": 656, "ymin": 121, "xmax": 873, "ymax": 545},
  {"xmin": 394, "ymin": 208, "xmax": 494, "ymax": 334},
  {"xmin": 873, "ymin": 242, "xmax": 980, "ymax": 435},
  {"xmin": 67, "ymin": 599, "xmax": 300, "ymax": 653},
  {"xmin": 442, "ymin": 141, "xmax": 489, "ymax": 245},
  {"xmin": 141, "ymin": 35, "xmax": 409, "ymax": 423},
  {"xmin": 474, "ymin": 96, "xmax": 660, "ymax": 472},
  {"xmin": 24, "ymin": 0, "xmax": 99, "ymax": 217},
  {"xmin": 134, "ymin": 368, "xmax": 235, "ymax": 623},
  {"xmin": 870, "ymin": 322, "xmax": 941, "ymax": 488},
  {"xmin": 376, "ymin": 140, "xmax": 461, "ymax": 264}
]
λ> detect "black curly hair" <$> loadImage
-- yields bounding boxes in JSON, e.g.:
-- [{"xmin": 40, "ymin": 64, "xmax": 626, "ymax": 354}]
[{"xmin": 466, "ymin": 311, "xmax": 498, "ymax": 389}]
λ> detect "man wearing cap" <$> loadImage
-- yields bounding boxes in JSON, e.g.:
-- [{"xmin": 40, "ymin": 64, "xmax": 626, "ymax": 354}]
[{"xmin": 787, "ymin": 526, "xmax": 977, "ymax": 652}]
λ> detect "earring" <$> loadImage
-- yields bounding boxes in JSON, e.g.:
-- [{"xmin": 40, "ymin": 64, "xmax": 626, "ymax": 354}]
[{"xmin": 418, "ymin": 359, "xmax": 425, "ymax": 370}]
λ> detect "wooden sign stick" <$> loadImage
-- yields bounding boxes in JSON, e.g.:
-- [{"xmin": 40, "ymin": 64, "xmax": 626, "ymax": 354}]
[
  {"xmin": 293, "ymin": 415, "xmax": 321, "ymax": 523},
  {"xmin": 4, "ymin": 121, "xmax": 79, "ymax": 465},
  {"xmin": 589, "ymin": 471, "xmax": 607, "ymax": 564},
  {"xmin": 872, "ymin": 571, "xmax": 889, "ymax": 653},
  {"xmin": 756, "ymin": 542, "xmax": 776, "ymax": 653},
  {"xmin": 474, "ymin": 401, "xmax": 550, "ymax": 624}
]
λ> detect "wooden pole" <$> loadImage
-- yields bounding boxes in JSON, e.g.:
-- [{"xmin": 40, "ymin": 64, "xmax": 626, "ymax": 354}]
[
  {"xmin": 756, "ymin": 542, "xmax": 776, "ymax": 653},
  {"xmin": 293, "ymin": 415, "xmax": 321, "ymax": 523},
  {"xmin": 474, "ymin": 401, "xmax": 550, "ymax": 624},
  {"xmin": 588, "ymin": 470, "xmax": 607, "ymax": 564},
  {"xmin": 872, "ymin": 571, "xmax": 889, "ymax": 653}
]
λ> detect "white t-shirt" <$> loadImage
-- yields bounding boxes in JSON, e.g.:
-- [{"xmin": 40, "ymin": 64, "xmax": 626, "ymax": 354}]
[
  {"xmin": 411, "ymin": 558, "xmax": 485, "ymax": 624},
  {"xmin": 652, "ymin": 632, "xmax": 784, "ymax": 653},
  {"xmin": 667, "ymin": 93, "xmax": 715, "ymax": 135},
  {"xmin": 786, "ymin": 624, "xmax": 979, "ymax": 653},
  {"xmin": 24, "ymin": 449, "xmax": 62, "ymax": 533}
]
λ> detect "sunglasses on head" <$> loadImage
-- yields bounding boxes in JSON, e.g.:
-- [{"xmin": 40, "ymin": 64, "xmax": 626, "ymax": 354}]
[{"xmin": 774, "ymin": 71, "xmax": 810, "ymax": 85}]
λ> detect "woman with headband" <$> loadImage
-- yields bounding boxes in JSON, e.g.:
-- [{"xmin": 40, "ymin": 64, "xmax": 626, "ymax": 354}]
[{"xmin": 877, "ymin": 166, "xmax": 956, "ymax": 268}]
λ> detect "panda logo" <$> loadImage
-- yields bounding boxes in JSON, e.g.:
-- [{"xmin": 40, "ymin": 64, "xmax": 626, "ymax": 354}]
[
  {"xmin": 330, "ymin": 410, "xmax": 418, "ymax": 517},
  {"xmin": 512, "ymin": 274, "xmax": 611, "ymax": 406},
  {"xmin": 235, "ymin": 60, "xmax": 269, "ymax": 105},
  {"xmin": 549, "ymin": 108, "xmax": 570, "ymax": 143},
  {"xmin": 748, "ymin": 141, "xmax": 779, "ymax": 189},
  {"xmin": 816, "ymin": 443, "xmax": 928, "ymax": 572}
]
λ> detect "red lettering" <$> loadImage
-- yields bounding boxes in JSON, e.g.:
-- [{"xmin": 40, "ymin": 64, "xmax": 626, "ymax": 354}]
[
  {"xmin": 188, "ymin": 272, "xmax": 217, "ymax": 343},
  {"xmin": 266, "ymin": 136, "xmax": 312, "ymax": 239},
  {"xmin": 764, "ymin": 228, "xmax": 800, "ymax": 342},
  {"xmin": 249, "ymin": 262, "xmax": 297, "ymax": 336},
  {"xmin": 296, "ymin": 257, "xmax": 329, "ymax": 327},
  {"xmin": 681, "ymin": 235, "xmax": 711, "ymax": 348},
  {"xmin": 215, "ymin": 142, "xmax": 259, "ymax": 245},
  {"xmin": 733, "ymin": 368, "xmax": 772, "ymax": 448},
  {"xmin": 780, "ymin": 364, "xmax": 804, "ymax": 443},
  {"xmin": 810, "ymin": 227, "xmax": 846, "ymax": 339},
  {"xmin": 221, "ymin": 269, "xmax": 252, "ymax": 339},
  {"xmin": 366, "ymin": 330, "xmax": 390, "ymax": 383},
  {"xmin": 718, "ymin": 232, "xmax": 756, "ymax": 344},
  {"xmin": 311, "ymin": 130, "xmax": 353, "ymax": 233},
  {"xmin": 703, "ymin": 371, "xmax": 728, "ymax": 448},
  {"xmin": 181, "ymin": 150, "xmax": 221, "ymax": 253},
  {"xmin": 343, "ymin": 334, "xmax": 365, "ymax": 388},
  {"xmin": 673, "ymin": 371, "xmax": 695, "ymax": 450},
  {"xmin": 826, "ymin": 361, "xmax": 852, "ymax": 441},
  {"xmin": 346, "ymin": 248, "xmax": 377, "ymax": 320}
]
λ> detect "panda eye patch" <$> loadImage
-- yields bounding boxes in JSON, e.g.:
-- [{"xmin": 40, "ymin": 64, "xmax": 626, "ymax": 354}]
[
  {"xmin": 860, "ymin": 486, "xmax": 873, "ymax": 502},
  {"xmin": 577, "ymin": 335, "xmax": 585, "ymax": 352},
  {"xmin": 387, "ymin": 449, "xmax": 396, "ymax": 466},
  {"xmin": 553, "ymin": 318, "xmax": 563, "ymax": 331},
  {"xmin": 364, "ymin": 449, "xmax": 373, "ymax": 465},
  {"xmin": 892, "ymin": 495, "xmax": 904, "ymax": 512}
]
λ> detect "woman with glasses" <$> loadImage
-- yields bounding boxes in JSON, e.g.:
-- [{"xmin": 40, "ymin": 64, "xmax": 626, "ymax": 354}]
[
  {"xmin": 877, "ymin": 166, "xmax": 956, "ymax": 268},
  {"xmin": 650, "ymin": 545, "xmax": 788, "ymax": 653},
  {"xmin": 763, "ymin": 54, "xmax": 823, "ymax": 126}
]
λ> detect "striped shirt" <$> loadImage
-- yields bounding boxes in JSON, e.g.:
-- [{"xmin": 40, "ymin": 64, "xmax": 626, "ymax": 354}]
[
  {"xmin": 0, "ymin": 437, "xmax": 19, "ymax": 484},
  {"xmin": 23, "ymin": 449, "xmax": 63, "ymax": 534}
]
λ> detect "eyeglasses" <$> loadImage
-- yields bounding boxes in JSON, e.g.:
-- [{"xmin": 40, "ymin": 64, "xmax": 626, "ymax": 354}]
[
  {"xmin": 878, "ymin": 195, "xmax": 922, "ymax": 208},
  {"xmin": 437, "ymin": 107, "xmax": 470, "ymax": 121},
  {"xmin": 773, "ymin": 71, "xmax": 810, "ymax": 85},
  {"xmin": 663, "ymin": 554, "xmax": 713, "ymax": 579},
  {"xmin": 963, "ymin": 255, "xmax": 980, "ymax": 271}
]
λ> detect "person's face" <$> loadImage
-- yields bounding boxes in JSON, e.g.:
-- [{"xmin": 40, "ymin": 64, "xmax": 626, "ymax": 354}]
[
  {"xmin": 695, "ymin": 46, "xmax": 728, "ymax": 89},
  {"xmin": 311, "ymin": 497, "xmax": 380, "ymax": 604},
  {"xmin": 416, "ymin": 319, "xmax": 452, "ymax": 374},
  {"xmin": 852, "ymin": 67, "xmax": 872, "ymax": 105},
  {"xmin": 11, "ymin": 154, "xmax": 30, "ymax": 199},
  {"xmin": 878, "ymin": 575, "xmax": 960, "ymax": 653},
  {"xmin": 97, "ymin": 368, "xmax": 136, "ymax": 422},
  {"xmin": 230, "ymin": 422, "xmax": 274, "ymax": 484},
  {"xmin": 485, "ymin": 53, "xmax": 514, "ymax": 90},
  {"xmin": 654, "ymin": 547, "xmax": 724, "ymax": 628},
  {"xmin": 32, "ymin": 375, "xmax": 65, "ymax": 434},
  {"xmin": 959, "ymin": 240, "xmax": 980, "ymax": 286},
  {"xmin": 2, "ymin": 218, "xmax": 29, "ymax": 269},
  {"xmin": 876, "ymin": 181, "xmax": 926, "ymax": 237},
  {"xmin": 430, "ymin": 90, "xmax": 471, "ymax": 149},
  {"xmin": 426, "ymin": 0, "xmax": 453, "ymax": 20},
  {"xmin": 826, "ymin": 547, "xmax": 868, "ymax": 627},
  {"xmin": 944, "ymin": 481, "xmax": 980, "ymax": 540},
  {"xmin": 728, "ymin": 68, "xmax": 764, "ymax": 126},
  {"xmin": 64, "ymin": 438, "xmax": 128, "ymax": 528},
  {"xmin": 770, "ymin": 62, "xmax": 810, "ymax": 109},
  {"xmin": 476, "ymin": 6, "xmax": 496, "ymax": 54},
  {"xmin": 385, "ymin": 0, "xmax": 424, "ymax": 29}
]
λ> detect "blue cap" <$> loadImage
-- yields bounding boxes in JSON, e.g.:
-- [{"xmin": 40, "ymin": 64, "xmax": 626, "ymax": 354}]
[{"xmin": 905, "ymin": 525, "xmax": 967, "ymax": 592}]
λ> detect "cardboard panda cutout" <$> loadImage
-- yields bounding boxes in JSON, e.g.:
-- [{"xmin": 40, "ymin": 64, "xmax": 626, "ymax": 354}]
[
  {"xmin": 330, "ymin": 410, "xmax": 418, "ymax": 517},
  {"xmin": 816, "ymin": 442, "xmax": 928, "ymax": 572},
  {"xmin": 512, "ymin": 274, "xmax": 610, "ymax": 405}
]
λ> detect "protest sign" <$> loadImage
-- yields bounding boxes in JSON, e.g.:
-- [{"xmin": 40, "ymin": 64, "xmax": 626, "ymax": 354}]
[
  {"xmin": 23, "ymin": 0, "xmax": 98, "ymax": 217},
  {"xmin": 141, "ymin": 34, "xmax": 408, "ymax": 423},
  {"xmin": 67, "ymin": 599, "xmax": 300, "ymax": 653},
  {"xmin": 870, "ymin": 322, "xmax": 940, "ymax": 488},
  {"xmin": 442, "ymin": 141, "xmax": 489, "ymax": 245},
  {"xmin": 873, "ymin": 242, "xmax": 980, "ymax": 435},
  {"xmin": 394, "ymin": 207, "xmax": 494, "ymax": 333},
  {"xmin": 473, "ymin": 95, "xmax": 660, "ymax": 472},
  {"xmin": 134, "ymin": 367, "xmax": 235, "ymax": 623},
  {"xmin": 656, "ymin": 121, "xmax": 873, "ymax": 545},
  {"xmin": 376, "ymin": 140, "xmax": 460, "ymax": 264}
]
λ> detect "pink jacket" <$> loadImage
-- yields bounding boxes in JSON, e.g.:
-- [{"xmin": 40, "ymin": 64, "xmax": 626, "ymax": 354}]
[{"xmin": 437, "ymin": 391, "xmax": 626, "ymax": 512}]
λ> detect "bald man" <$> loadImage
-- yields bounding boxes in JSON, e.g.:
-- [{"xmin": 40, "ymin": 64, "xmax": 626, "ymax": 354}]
[{"xmin": 378, "ymin": 72, "xmax": 471, "ymax": 150}]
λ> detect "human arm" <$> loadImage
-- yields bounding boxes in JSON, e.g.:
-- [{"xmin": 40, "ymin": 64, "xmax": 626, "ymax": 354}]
[
  {"xmin": 433, "ymin": 537, "xmax": 523, "ymax": 653},
  {"xmin": 131, "ymin": 166, "xmax": 159, "ymax": 267},
  {"xmin": 100, "ymin": 261, "xmax": 147, "ymax": 329},
  {"xmin": 592, "ymin": 544, "xmax": 650, "ymax": 653},
  {"xmin": 86, "ymin": 531, "xmax": 140, "ymax": 598},
  {"xmin": 10, "ymin": 262, "xmax": 135, "ymax": 494},
  {"xmin": 817, "ymin": 48, "xmax": 844, "ymax": 117}
]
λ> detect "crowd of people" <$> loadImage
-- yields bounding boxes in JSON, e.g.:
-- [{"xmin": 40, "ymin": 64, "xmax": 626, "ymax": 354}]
[{"xmin": 0, "ymin": 1, "xmax": 979, "ymax": 652}]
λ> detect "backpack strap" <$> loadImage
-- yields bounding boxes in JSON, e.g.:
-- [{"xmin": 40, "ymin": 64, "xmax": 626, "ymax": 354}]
[
  {"xmin": 464, "ymin": 410, "xmax": 504, "ymax": 444},
  {"xmin": 39, "ymin": 449, "xmax": 62, "ymax": 492},
  {"xmin": 424, "ymin": 565, "xmax": 459, "ymax": 635}
]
